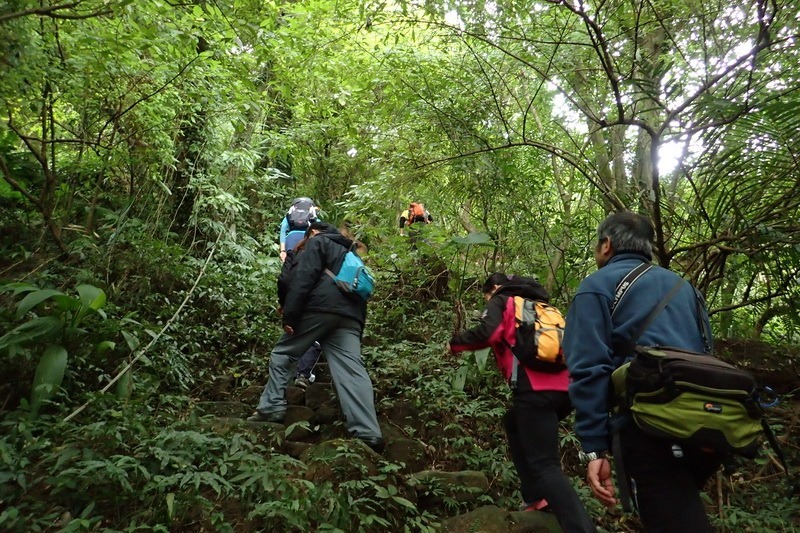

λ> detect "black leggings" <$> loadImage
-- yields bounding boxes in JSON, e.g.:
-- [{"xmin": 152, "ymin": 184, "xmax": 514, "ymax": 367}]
[{"xmin": 504, "ymin": 390, "xmax": 596, "ymax": 532}]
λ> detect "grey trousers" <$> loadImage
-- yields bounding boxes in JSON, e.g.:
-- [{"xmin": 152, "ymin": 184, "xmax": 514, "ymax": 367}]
[{"xmin": 256, "ymin": 312, "xmax": 382, "ymax": 439}]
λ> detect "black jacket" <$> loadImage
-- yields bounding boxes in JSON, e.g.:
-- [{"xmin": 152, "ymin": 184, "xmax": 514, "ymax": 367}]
[{"xmin": 281, "ymin": 230, "xmax": 368, "ymax": 329}]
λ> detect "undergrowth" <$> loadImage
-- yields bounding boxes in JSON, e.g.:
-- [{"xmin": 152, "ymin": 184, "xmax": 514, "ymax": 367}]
[
  {"xmin": 0, "ymin": 228, "xmax": 798, "ymax": 531},
  {"xmin": 0, "ymin": 401, "xmax": 437, "ymax": 532}
]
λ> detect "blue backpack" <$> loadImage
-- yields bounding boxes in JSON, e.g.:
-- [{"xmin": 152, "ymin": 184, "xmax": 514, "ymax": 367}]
[{"xmin": 325, "ymin": 250, "xmax": 375, "ymax": 301}]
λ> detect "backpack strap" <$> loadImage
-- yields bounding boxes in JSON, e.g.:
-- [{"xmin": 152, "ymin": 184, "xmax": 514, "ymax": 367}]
[
  {"xmin": 508, "ymin": 296, "xmax": 521, "ymax": 389},
  {"xmin": 694, "ymin": 288, "xmax": 713, "ymax": 354},
  {"xmin": 510, "ymin": 357, "xmax": 519, "ymax": 389},
  {"xmin": 754, "ymin": 386, "xmax": 795, "ymax": 491},
  {"xmin": 761, "ymin": 417, "xmax": 790, "ymax": 478},
  {"xmin": 612, "ymin": 426, "xmax": 635, "ymax": 512},
  {"xmin": 626, "ymin": 277, "xmax": 686, "ymax": 348}
]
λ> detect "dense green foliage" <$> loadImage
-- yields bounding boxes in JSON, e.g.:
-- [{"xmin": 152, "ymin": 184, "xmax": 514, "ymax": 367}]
[{"xmin": 1, "ymin": 0, "xmax": 799, "ymax": 530}]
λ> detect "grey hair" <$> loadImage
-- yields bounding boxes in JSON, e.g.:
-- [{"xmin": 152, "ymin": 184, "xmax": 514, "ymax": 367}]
[{"xmin": 597, "ymin": 212, "xmax": 654, "ymax": 258}]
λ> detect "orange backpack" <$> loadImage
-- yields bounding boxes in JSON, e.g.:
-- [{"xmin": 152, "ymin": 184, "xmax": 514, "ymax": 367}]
[{"xmin": 510, "ymin": 297, "xmax": 566, "ymax": 372}]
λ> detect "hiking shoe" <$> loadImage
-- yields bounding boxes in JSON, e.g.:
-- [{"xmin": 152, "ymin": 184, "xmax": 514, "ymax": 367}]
[
  {"xmin": 358, "ymin": 436, "xmax": 385, "ymax": 453},
  {"xmin": 520, "ymin": 499, "xmax": 551, "ymax": 512},
  {"xmin": 294, "ymin": 376, "xmax": 311, "ymax": 390},
  {"xmin": 246, "ymin": 411, "xmax": 285, "ymax": 423}
]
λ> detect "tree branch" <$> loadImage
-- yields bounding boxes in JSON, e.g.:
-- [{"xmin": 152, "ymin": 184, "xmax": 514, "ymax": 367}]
[
  {"xmin": 0, "ymin": 156, "xmax": 45, "ymax": 211},
  {"xmin": 0, "ymin": 1, "xmax": 113, "ymax": 23},
  {"xmin": 710, "ymin": 290, "xmax": 789, "ymax": 315},
  {"xmin": 415, "ymin": 139, "xmax": 627, "ymax": 211}
]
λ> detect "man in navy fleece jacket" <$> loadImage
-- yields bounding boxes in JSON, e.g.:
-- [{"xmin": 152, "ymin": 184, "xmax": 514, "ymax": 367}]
[{"xmin": 563, "ymin": 212, "xmax": 719, "ymax": 532}]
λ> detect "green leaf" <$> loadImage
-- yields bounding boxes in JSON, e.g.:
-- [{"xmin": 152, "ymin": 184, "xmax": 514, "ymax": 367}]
[
  {"xmin": 451, "ymin": 365, "xmax": 468, "ymax": 391},
  {"xmin": 449, "ymin": 232, "xmax": 493, "ymax": 247},
  {"xmin": 155, "ymin": 180, "xmax": 172, "ymax": 196},
  {"xmin": 392, "ymin": 496, "xmax": 417, "ymax": 510},
  {"xmin": 116, "ymin": 368, "xmax": 133, "ymax": 400},
  {"xmin": 121, "ymin": 330, "xmax": 140, "ymax": 351},
  {"xmin": 79, "ymin": 502, "xmax": 96, "ymax": 519},
  {"xmin": 52, "ymin": 294, "xmax": 80, "ymax": 311},
  {"xmin": 96, "ymin": 341, "xmax": 116, "ymax": 354},
  {"xmin": 15, "ymin": 289, "xmax": 69, "ymax": 319},
  {"xmin": 30, "ymin": 345, "xmax": 68, "ymax": 417},
  {"xmin": 473, "ymin": 348, "xmax": 491, "ymax": 371},
  {"xmin": 166, "ymin": 493, "xmax": 175, "ymax": 520},
  {"xmin": 1, "ymin": 282, "xmax": 38, "ymax": 296},
  {"xmin": 78, "ymin": 285, "xmax": 106, "ymax": 310},
  {"xmin": 0, "ymin": 316, "xmax": 63, "ymax": 350},
  {"xmin": 74, "ymin": 285, "xmax": 107, "ymax": 325}
]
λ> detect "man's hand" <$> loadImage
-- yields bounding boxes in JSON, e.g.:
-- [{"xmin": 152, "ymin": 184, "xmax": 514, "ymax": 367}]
[
  {"xmin": 586, "ymin": 457, "xmax": 616, "ymax": 507},
  {"xmin": 283, "ymin": 324, "xmax": 294, "ymax": 335},
  {"xmin": 279, "ymin": 250, "xmax": 287, "ymax": 263}
]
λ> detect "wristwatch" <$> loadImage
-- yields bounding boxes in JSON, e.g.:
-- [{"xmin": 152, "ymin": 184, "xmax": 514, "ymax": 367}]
[{"xmin": 578, "ymin": 450, "xmax": 609, "ymax": 464}]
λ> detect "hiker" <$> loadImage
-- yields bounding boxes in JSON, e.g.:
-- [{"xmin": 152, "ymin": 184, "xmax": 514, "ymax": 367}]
[
  {"xmin": 398, "ymin": 202, "xmax": 432, "ymax": 236},
  {"xmin": 249, "ymin": 221, "xmax": 384, "ymax": 452},
  {"xmin": 448, "ymin": 273, "xmax": 596, "ymax": 533},
  {"xmin": 292, "ymin": 341, "xmax": 322, "ymax": 389},
  {"xmin": 563, "ymin": 212, "xmax": 720, "ymax": 531},
  {"xmin": 277, "ymin": 232, "xmax": 323, "ymax": 390},
  {"xmin": 279, "ymin": 197, "xmax": 319, "ymax": 263}
]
